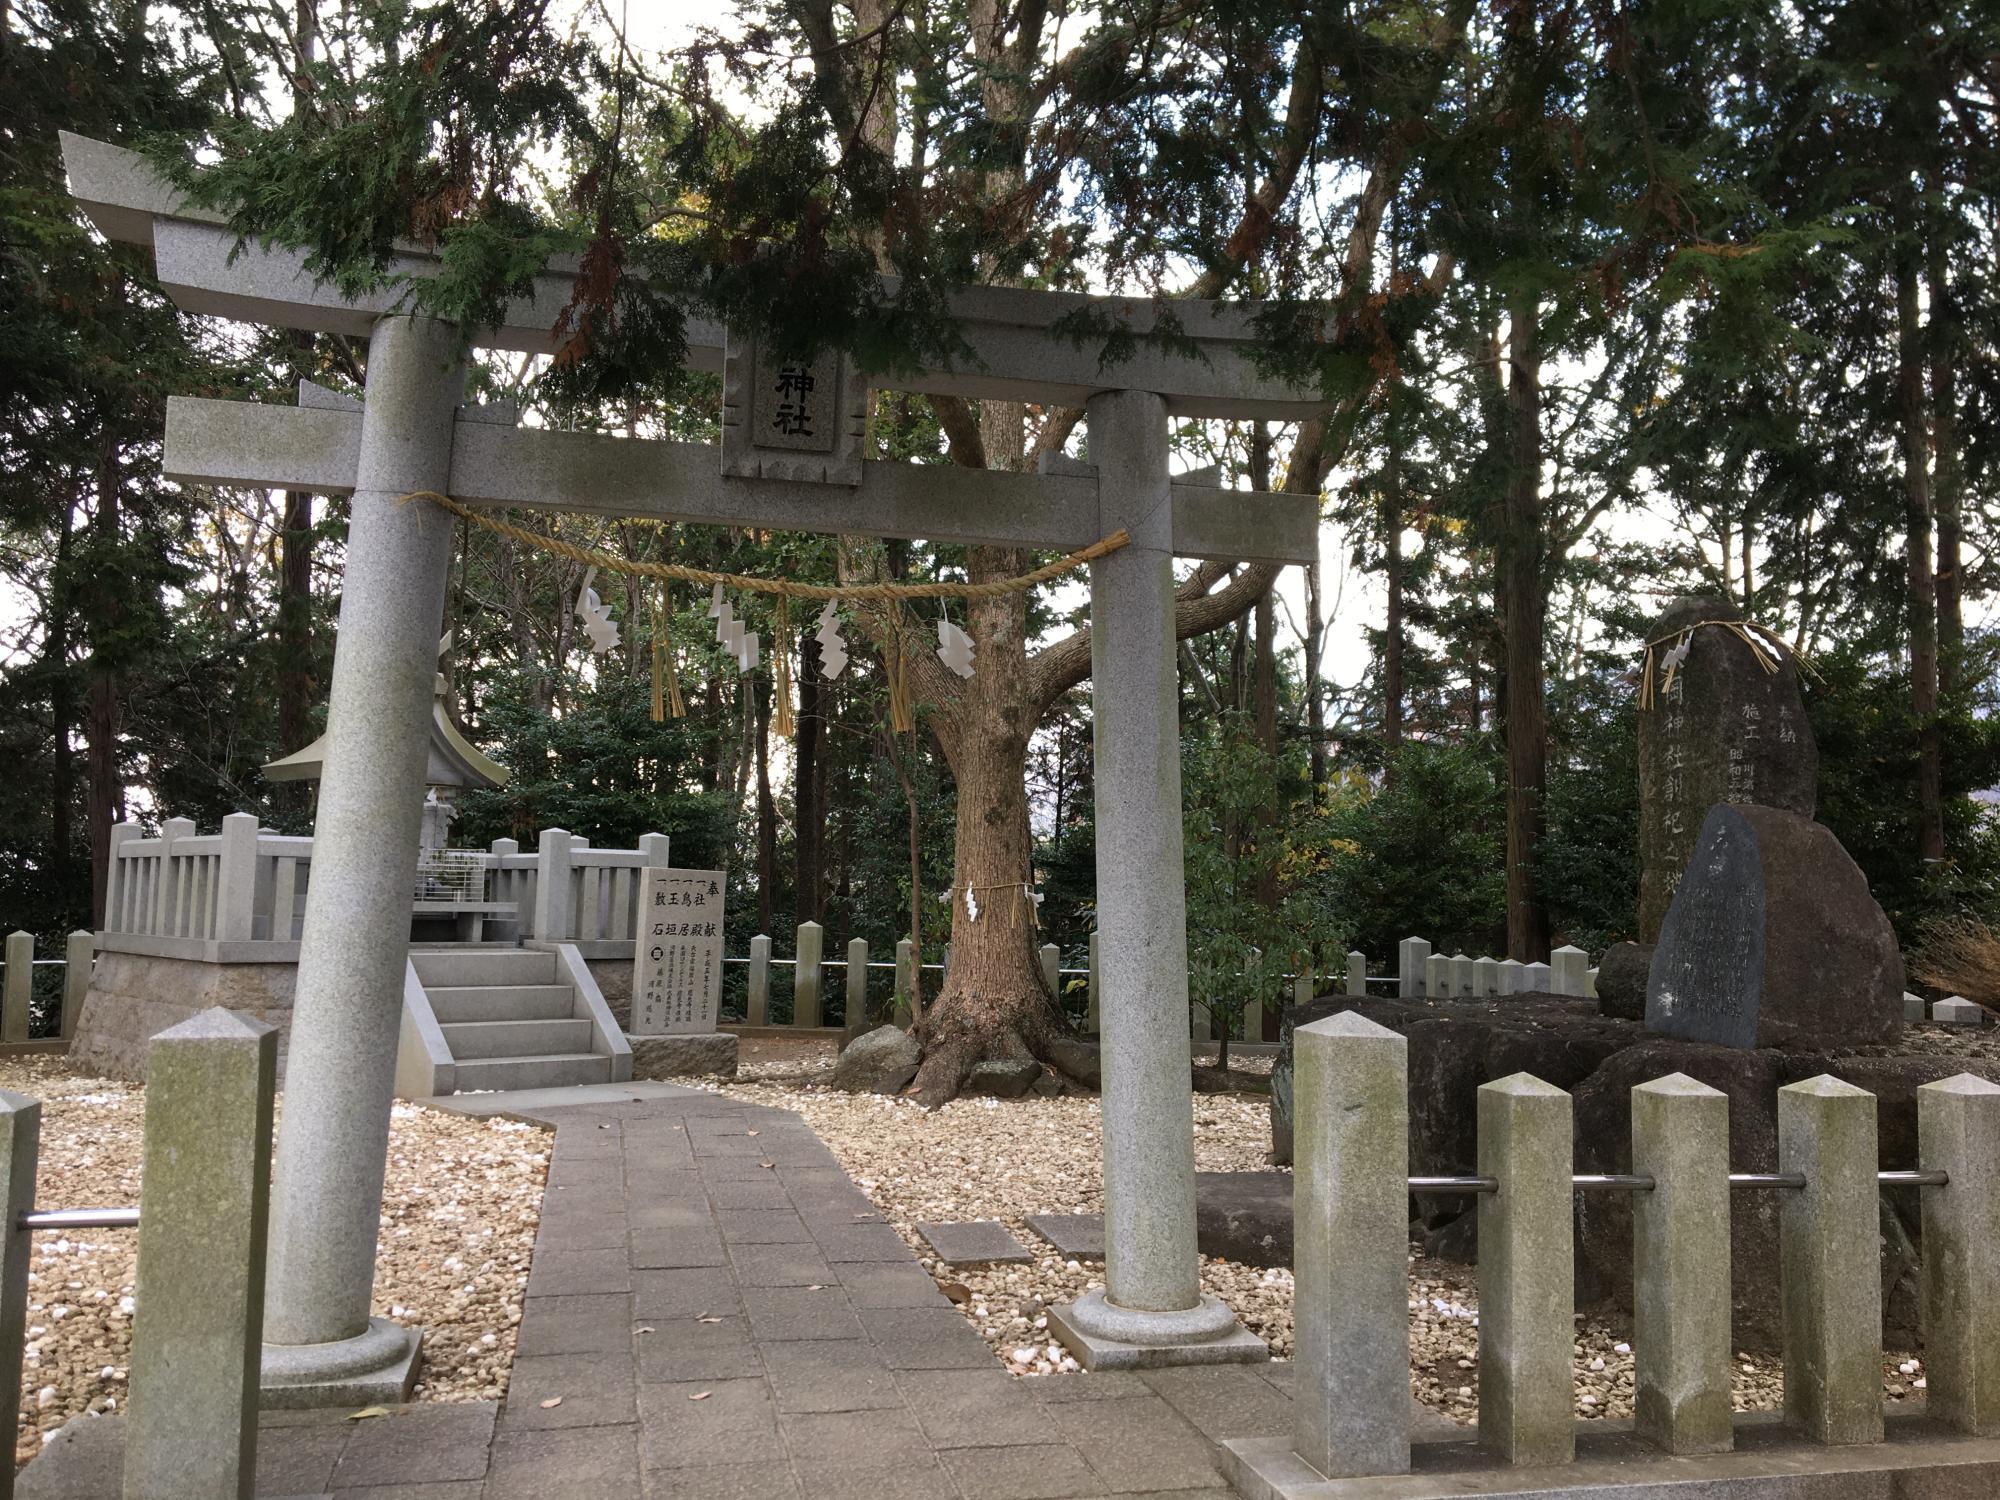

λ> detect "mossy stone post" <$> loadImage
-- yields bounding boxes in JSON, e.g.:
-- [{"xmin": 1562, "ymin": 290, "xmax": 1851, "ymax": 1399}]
[
  {"xmin": 1778, "ymin": 1075, "xmax": 1882, "ymax": 1446},
  {"xmin": 892, "ymin": 939, "xmax": 914, "ymax": 1027},
  {"xmin": 846, "ymin": 938, "xmax": 869, "ymax": 1026},
  {"xmin": 794, "ymin": 921, "xmax": 823, "ymax": 1028},
  {"xmin": 1551, "ymin": 945, "xmax": 1588, "ymax": 998},
  {"xmin": 125, "ymin": 1009, "xmax": 278, "ymax": 1500},
  {"xmin": 1478, "ymin": 1073, "xmax": 1575, "ymax": 1466},
  {"xmin": 2, "ymin": 932, "xmax": 30, "ymax": 1044},
  {"xmin": 1425, "ymin": 954, "xmax": 1447, "ymax": 998},
  {"xmin": 1631, "ymin": 1074, "xmax": 1733, "ymax": 1454},
  {"xmin": 1040, "ymin": 943, "xmax": 1061, "ymax": 1002},
  {"xmin": 0, "ymin": 1090, "xmax": 38, "ymax": 1500},
  {"xmin": 1293, "ymin": 1012, "xmax": 1410, "ymax": 1478},
  {"xmin": 61, "ymin": 932, "xmax": 92, "ymax": 1040},
  {"xmin": 747, "ymin": 935, "xmax": 772, "ymax": 1027},
  {"xmin": 1086, "ymin": 931, "xmax": 1100, "ymax": 1035},
  {"xmin": 1918, "ymin": 1073, "xmax": 2000, "ymax": 1435},
  {"xmin": 1345, "ymin": 952, "xmax": 1366, "ymax": 998},
  {"xmin": 1399, "ymin": 936, "xmax": 1430, "ymax": 997}
]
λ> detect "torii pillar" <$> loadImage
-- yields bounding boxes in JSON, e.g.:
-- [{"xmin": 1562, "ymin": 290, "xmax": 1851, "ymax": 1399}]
[
  {"xmin": 1047, "ymin": 390, "xmax": 1265, "ymax": 1366},
  {"xmin": 259, "ymin": 315, "xmax": 463, "ymax": 1403}
]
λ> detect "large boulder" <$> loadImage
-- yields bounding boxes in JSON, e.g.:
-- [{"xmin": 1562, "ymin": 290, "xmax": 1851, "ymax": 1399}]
[
  {"xmin": 1647, "ymin": 804, "xmax": 1903, "ymax": 1050},
  {"xmin": 1594, "ymin": 942, "xmax": 1653, "ymax": 1021},
  {"xmin": 966, "ymin": 1057, "xmax": 1042, "ymax": 1098},
  {"xmin": 1637, "ymin": 596, "xmax": 1817, "ymax": 941},
  {"xmin": 1194, "ymin": 1172, "xmax": 1292, "ymax": 1267},
  {"xmin": 831, "ymin": 1025, "xmax": 920, "ymax": 1094},
  {"xmin": 1044, "ymin": 1038, "xmax": 1101, "ymax": 1090}
]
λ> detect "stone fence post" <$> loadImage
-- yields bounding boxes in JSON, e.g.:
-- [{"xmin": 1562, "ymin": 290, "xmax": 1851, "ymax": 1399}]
[
  {"xmin": 794, "ymin": 921, "xmax": 823, "ymax": 1028},
  {"xmin": 1919, "ymin": 1073, "xmax": 2000, "ymax": 1435},
  {"xmin": 747, "ymin": 936, "xmax": 772, "ymax": 1027},
  {"xmin": 1345, "ymin": 952, "xmax": 1366, "ymax": 998},
  {"xmin": 0, "ymin": 1090, "xmax": 37, "ymax": 1500},
  {"xmin": 1398, "ymin": 936, "xmax": 1429, "ymax": 997},
  {"xmin": 2, "ymin": 933, "xmax": 30, "ymax": 1045},
  {"xmin": 638, "ymin": 832, "xmax": 670, "ymax": 867},
  {"xmin": 1551, "ymin": 945, "xmax": 1588, "ymax": 998},
  {"xmin": 1631, "ymin": 1074, "xmax": 1732, "ymax": 1454},
  {"xmin": 1040, "ymin": 943, "xmax": 1061, "ymax": 1002},
  {"xmin": 533, "ymin": 828, "xmax": 574, "ymax": 942},
  {"xmin": 846, "ymin": 938, "xmax": 869, "ymax": 1026},
  {"xmin": 61, "ymin": 932, "xmax": 92, "ymax": 1040},
  {"xmin": 1778, "ymin": 1075, "xmax": 1882, "ymax": 1446},
  {"xmin": 893, "ymin": 939, "xmax": 915, "ymax": 1027},
  {"xmin": 213, "ymin": 812, "xmax": 261, "ymax": 943},
  {"xmin": 124, "ymin": 1009, "xmax": 278, "ymax": 1500},
  {"xmin": 1292, "ymin": 1012, "xmax": 1409, "ymax": 1477},
  {"xmin": 1478, "ymin": 1073, "xmax": 1574, "ymax": 1466},
  {"xmin": 1086, "ymin": 932, "xmax": 1100, "ymax": 1035}
]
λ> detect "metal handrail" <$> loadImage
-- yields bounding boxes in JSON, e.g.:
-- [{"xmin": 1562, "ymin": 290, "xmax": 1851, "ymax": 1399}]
[
  {"xmin": 1406, "ymin": 1169, "xmax": 1946, "ymax": 1196},
  {"xmin": 19, "ymin": 1207, "xmax": 139, "ymax": 1231}
]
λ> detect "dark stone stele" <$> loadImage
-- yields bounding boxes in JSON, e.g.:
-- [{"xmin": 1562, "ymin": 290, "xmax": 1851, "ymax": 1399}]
[
  {"xmin": 1637, "ymin": 595, "xmax": 1818, "ymax": 942},
  {"xmin": 1646, "ymin": 803, "xmax": 1904, "ymax": 1050}
]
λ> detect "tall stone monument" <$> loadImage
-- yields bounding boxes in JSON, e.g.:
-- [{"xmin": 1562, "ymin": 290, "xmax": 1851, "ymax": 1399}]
[{"xmin": 1637, "ymin": 596, "xmax": 1817, "ymax": 941}]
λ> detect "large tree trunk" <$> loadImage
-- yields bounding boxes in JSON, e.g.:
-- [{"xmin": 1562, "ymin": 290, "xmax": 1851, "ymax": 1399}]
[
  {"xmin": 49, "ymin": 487, "xmax": 77, "ymax": 900},
  {"xmin": 1382, "ymin": 416, "xmax": 1406, "ymax": 766},
  {"xmin": 1501, "ymin": 291, "xmax": 1551, "ymax": 961},
  {"xmin": 1897, "ymin": 256, "xmax": 1945, "ymax": 864},
  {"xmin": 85, "ymin": 446, "xmax": 123, "ymax": 925},
  {"xmin": 1927, "ymin": 230, "xmax": 1963, "ymax": 699},
  {"xmin": 754, "ymin": 678, "xmax": 777, "ymax": 933}
]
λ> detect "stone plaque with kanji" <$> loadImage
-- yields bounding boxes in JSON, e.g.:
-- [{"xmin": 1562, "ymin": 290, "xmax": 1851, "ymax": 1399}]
[
  {"xmin": 631, "ymin": 867, "xmax": 726, "ymax": 1035},
  {"xmin": 720, "ymin": 330, "xmax": 867, "ymax": 485}
]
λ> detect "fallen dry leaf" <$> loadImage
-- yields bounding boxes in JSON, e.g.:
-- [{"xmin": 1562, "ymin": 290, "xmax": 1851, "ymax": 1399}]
[
  {"xmin": 346, "ymin": 1407, "xmax": 390, "ymax": 1423},
  {"xmin": 690, "ymin": 1391, "xmax": 712, "ymax": 1401},
  {"xmin": 539, "ymin": 1397, "xmax": 563, "ymax": 1409},
  {"xmin": 939, "ymin": 1282, "xmax": 972, "ymax": 1305}
]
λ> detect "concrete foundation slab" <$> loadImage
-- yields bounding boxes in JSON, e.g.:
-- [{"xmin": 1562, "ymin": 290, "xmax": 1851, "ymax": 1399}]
[{"xmin": 1221, "ymin": 1410, "xmax": 2000, "ymax": 1500}]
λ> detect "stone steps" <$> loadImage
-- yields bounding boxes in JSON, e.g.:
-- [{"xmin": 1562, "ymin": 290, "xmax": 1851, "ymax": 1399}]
[
  {"xmin": 450, "ymin": 1051, "xmax": 613, "ymax": 1091},
  {"xmin": 426, "ymin": 984, "xmax": 576, "ymax": 1023},
  {"xmin": 441, "ymin": 1017, "xmax": 595, "ymax": 1058},
  {"xmin": 411, "ymin": 948, "xmax": 559, "ymax": 988}
]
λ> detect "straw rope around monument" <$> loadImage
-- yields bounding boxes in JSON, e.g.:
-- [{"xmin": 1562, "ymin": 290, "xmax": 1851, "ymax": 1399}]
[{"xmin": 1637, "ymin": 616, "xmax": 1822, "ymax": 710}]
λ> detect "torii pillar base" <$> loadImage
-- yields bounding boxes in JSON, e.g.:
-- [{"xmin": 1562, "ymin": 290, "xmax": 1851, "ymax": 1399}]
[
  {"xmin": 1049, "ymin": 1290, "xmax": 1267, "ymax": 1371},
  {"xmin": 260, "ymin": 1318, "xmax": 423, "ymax": 1410}
]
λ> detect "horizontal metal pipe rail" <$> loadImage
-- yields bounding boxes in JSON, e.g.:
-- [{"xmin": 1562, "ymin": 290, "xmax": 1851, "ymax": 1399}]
[
  {"xmin": 18, "ymin": 1207, "xmax": 140, "ymax": 1231},
  {"xmin": 1406, "ymin": 1170, "xmax": 1947, "ymax": 1196}
]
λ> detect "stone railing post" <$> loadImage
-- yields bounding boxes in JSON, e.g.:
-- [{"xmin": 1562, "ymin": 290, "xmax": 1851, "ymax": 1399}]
[
  {"xmin": 1086, "ymin": 931, "xmax": 1100, "ymax": 1035},
  {"xmin": 1345, "ymin": 952, "xmax": 1366, "ymax": 998},
  {"xmin": 103, "ymin": 822, "xmax": 138, "ymax": 933},
  {"xmin": 1451, "ymin": 954, "xmax": 1474, "ymax": 998},
  {"xmin": 61, "ymin": 932, "xmax": 92, "ymax": 1040},
  {"xmin": 0, "ymin": 1089, "xmax": 38, "ymax": 1500},
  {"xmin": 1040, "ymin": 942, "xmax": 1061, "ymax": 1002},
  {"xmin": 152, "ymin": 817, "xmax": 194, "ymax": 937},
  {"xmin": 1425, "ymin": 953, "xmax": 1447, "ymax": 998},
  {"xmin": 638, "ymin": 832, "xmax": 670, "ymax": 866},
  {"xmin": 794, "ymin": 921, "xmax": 823, "ymax": 1028},
  {"xmin": 1293, "ymin": 1012, "xmax": 1410, "ymax": 1477},
  {"xmin": 893, "ymin": 939, "xmax": 914, "ymax": 1027},
  {"xmin": 1551, "ymin": 945, "xmax": 1587, "ymax": 998},
  {"xmin": 1631, "ymin": 1074, "xmax": 1732, "ymax": 1454},
  {"xmin": 1294, "ymin": 972, "xmax": 1313, "ymax": 1008},
  {"xmin": 1497, "ymin": 959, "xmax": 1523, "ymax": 996},
  {"xmin": 1398, "ymin": 936, "xmax": 1430, "ymax": 998},
  {"xmin": 1919, "ymin": 1073, "xmax": 2000, "ymax": 1435},
  {"xmin": 125, "ymin": 1009, "xmax": 278, "ymax": 1499},
  {"xmin": 1478, "ymin": 1073, "xmax": 1574, "ymax": 1466},
  {"xmin": 2, "ymin": 933, "xmax": 30, "ymax": 1045},
  {"xmin": 1474, "ymin": 957, "xmax": 1498, "ymax": 996},
  {"xmin": 213, "ymin": 812, "xmax": 261, "ymax": 943},
  {"xmin": 846, "ymin": 938, "xmax": 869, "ymax": 1026},
  {"xmin": 747, "ymin": 936, "xmax": 772, "ymax": 1027},
  {"xmin": 533, "ymin": 828, "xmax": 574, "ymax": 942},
  {"xmin": 1778, "ymin": 1075, "xmax": 1882, "ymax": 1446}
]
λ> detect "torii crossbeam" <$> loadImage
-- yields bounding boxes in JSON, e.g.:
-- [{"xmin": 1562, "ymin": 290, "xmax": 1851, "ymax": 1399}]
[{"xmin": 64, "ymin": 131, "xmax": 1319, "ymax": 1394}]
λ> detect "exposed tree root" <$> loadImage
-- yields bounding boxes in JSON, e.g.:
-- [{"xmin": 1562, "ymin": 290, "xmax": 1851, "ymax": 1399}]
[{"xmin": 910, "ymin": 978, "xmax": 1079, "ymax": 1108}]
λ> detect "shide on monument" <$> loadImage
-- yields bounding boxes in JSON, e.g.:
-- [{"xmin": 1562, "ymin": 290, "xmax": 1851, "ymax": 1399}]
[{"xmin": 60, "ymin": 128, "xmax": 1319, "ymax": 1386}]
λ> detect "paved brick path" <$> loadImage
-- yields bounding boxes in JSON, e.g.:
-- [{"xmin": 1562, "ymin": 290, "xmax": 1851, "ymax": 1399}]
[{"xmin": 22, "ymin": 1081, "xmax": 1322, "ymax": 1498}]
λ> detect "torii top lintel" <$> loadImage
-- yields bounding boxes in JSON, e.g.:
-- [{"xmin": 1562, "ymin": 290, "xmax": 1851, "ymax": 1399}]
[{"xmin": 60, "ymin": 131, "xmax": 1324, "ymax": 422}]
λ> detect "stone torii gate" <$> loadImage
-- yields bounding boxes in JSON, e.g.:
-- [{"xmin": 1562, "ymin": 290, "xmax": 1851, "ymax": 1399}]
[{"xmin": 63, "ymin": 131, "xmax": 1319, "ymax": 1395}]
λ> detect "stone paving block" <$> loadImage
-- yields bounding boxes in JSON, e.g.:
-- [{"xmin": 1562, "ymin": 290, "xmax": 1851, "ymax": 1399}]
[
  {"xmin": 634, "ymin": 1317, "xmax": 763, "ymax": 1384},
  {"xmin": 760, "ymin": 1339, "xmax": 903, "ymax": 1413},
  {"xmin": 633, "ymin": 1267, "xmax": 741, "ymax": 1320},
  {"xmin": 702, "ymin": 1178, "xmax": 793, "ymax": 1210},
  {"xmin": 810, "ymin": 1221, "xmax": 912, "ymax": 1262},
  {"xmin": 741, "ymin": 1286, "xmax": 867, "ymax": 1342},
  {"xmin": 797, "ymin": 1459, "xmax": 969, "ymax": 1500},
  {"xmin": 626, "ymin": 1200, "xmax": 713, "ymax": 1233},
  {"xmin": 328, "ymin": 1480, "xmax": 486, "ymax": 1498},
  {"xmin": 253, "ymin": 1420, "xmax": 347, "ymax": 1496},
  {"xmin": 516, "ymin": 1292, "xmax": 635, "ymax": 1359},
  {"xmin": 727, "ymin": 1241, "xmax": 836, "ymax": 1288},
  {"xmin": 534, "ymin": 1210, "xmax": 631, "ymax": 1252},
  {"xmin": 1138, "ymin": 1365, "xmax": 1293, "ymax": 1441},
  {"xmin": 899, "ymin": 1367, "xmax": 1052, "ymax": 1448},
  {"xmin": 500, "ymin": 1352, "xmax": 637, "ymax": 1431},
  {"xmin": 697, "ymin": 1157, "xmax": 790, "ymax": 1182},
  {"xmin": 636, "ymin": 1380, "xmax": 787, "ymax": 1471},
  {"xmin": 938, "ymin": 1441, "xmax": 1102, "ymax": 1500},
  {"xmin": 917, "ymin": 1219, "xmax": 1034, "ymax": 1265},
  {"xmin": 714, "ymin": 1208, "xmax": 813, "ymax": 1244},
  {"xmin": 527, "ymin": 1246, "xmax": 633, "ymax": 1297},
  {"xmin": 857, "ymin": 1304, "xmax": 998, "ymax": 1369},
  {"xmin": 1047, "ymin": 1393, "xmax": 1224, "ymax": 1492},
  {"xmin": 331, "ymin": 1402, "xmax": 497, "ymax": 1486},
  {"xmin": 631, "ymin": 1228, "xmax": 728, "ymax": 1269},
  {"xmin": 778, "ymin": 1407, "xmax": 935, "ymax": 1468},
  {"xmin": 640, "ymin": 1461, "xmax": 802, "ymax": 1499},
  {"xmin": 836, "ymin": 1261, "xmax": 950, "ymax": 1308},
  {"xmin": 485, "ymin": 1425, "xmax": 642, "ymax": 1500},
  {"xmin": 1025, "ymin": 1213, "xmax": 1105, "ymax": 1259},
  {"xmin": 1033, "ymin": 1371, "xmax": 1154, "ymax": 1403}
]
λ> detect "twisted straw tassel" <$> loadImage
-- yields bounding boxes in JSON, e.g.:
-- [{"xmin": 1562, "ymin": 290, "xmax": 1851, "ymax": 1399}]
[
  {"xmin": 649, "ymin": 585, "xmax": 685, "ymax": 722},
  {"xmin": 772, "ymin": 596, "xmax": 796, "ymax": 738},
  {"xmin": 396, "ymin": 491, "xmax": 1130, "ymax": 602},
  {"xmin": 1637, "ymin": 618, "xmax": 1820, "ymax": 710}
]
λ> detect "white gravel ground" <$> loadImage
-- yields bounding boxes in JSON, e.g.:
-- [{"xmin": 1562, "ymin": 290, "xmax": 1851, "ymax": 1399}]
[{"xmin": 0, "ymin": 1057, "xmax": 548, "ymax": 1468}]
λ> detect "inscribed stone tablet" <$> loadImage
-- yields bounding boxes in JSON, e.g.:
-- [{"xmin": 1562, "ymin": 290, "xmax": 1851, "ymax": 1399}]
[
  {"xmin": 720, "ymin": 331, "xmax": 866, "ymax": 485},
  {"xmin": 632, "ymin": 868, "xmax": 726, "ymax": 1035}
]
